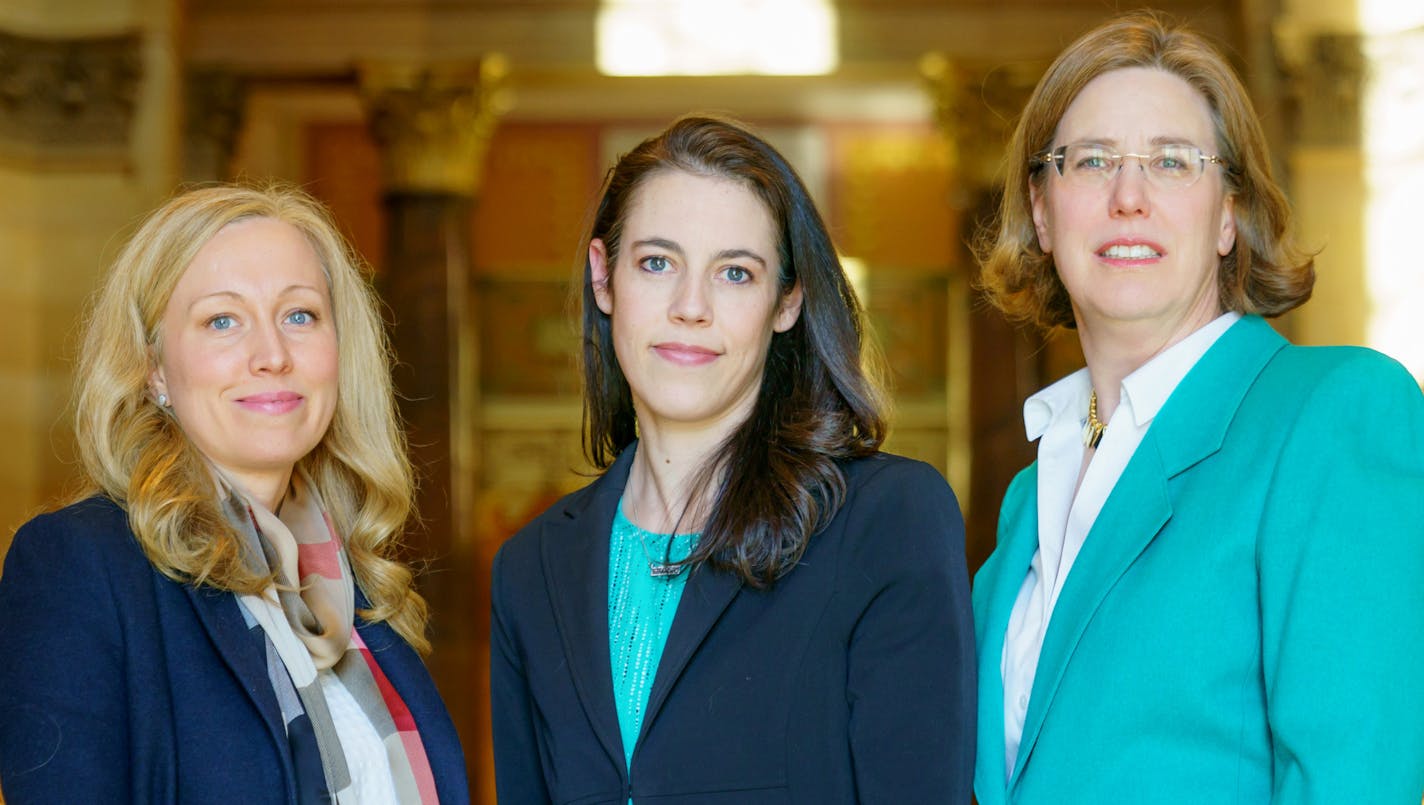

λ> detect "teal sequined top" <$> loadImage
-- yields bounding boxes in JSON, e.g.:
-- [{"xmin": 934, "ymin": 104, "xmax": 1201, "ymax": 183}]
[{"xmin": 607, "ymin": 499, "xmax": 698, "ymax": 773}]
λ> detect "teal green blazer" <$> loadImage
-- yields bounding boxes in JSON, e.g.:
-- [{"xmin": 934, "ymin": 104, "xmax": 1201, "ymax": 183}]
[{"xmin": 973, "ymin": 315, "xmax": 1424, "ymax": 804}]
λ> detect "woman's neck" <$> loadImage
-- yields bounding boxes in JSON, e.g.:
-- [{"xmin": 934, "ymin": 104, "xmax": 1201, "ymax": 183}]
[
  {"xmin": 624, "ymin": 418, "xmax": 729, "ymax": 535},
  {"xmin": 1076, "ymin": 308, "xmax": 1221, "ymax": 423},
  {"xmin": 210, "ymin": 462, "xmax": 293, "ymax": 515}
]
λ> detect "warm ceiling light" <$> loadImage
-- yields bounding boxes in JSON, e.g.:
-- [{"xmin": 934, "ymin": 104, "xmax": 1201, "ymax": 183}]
[{"xmin": 597, "ymin": 0, "xmax": 838, "ymax": 76}]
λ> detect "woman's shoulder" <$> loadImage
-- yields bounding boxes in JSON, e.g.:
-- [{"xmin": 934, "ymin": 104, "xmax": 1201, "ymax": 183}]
[
  {"xmin": 822, "ymin": 453, "xmax": 966, "ymax": 585},
  {"xmin": 1267, "ymin": 342, "xmax": 1421, "ymax": 410},
  {"xmin": 26, "ymin": 493, "xmax": 128, "ymax": 527},
  {"xmin": 1277, "ymin": 340, "xmax": 1411, "ymax": 375},
  {"xmin": 842, "ymin": 452, "xmax": 958, "ymax": 499},
  {"xmin": 3, "ymin": 495, "xmax": 151, "ymax": 598},
  {"xmin": 835, "ymin": 452, "xmax": 963, "ymax": 538},
  {"xmin": 12, "ymin": 495, "xmax": 138, "ymax": 554}
]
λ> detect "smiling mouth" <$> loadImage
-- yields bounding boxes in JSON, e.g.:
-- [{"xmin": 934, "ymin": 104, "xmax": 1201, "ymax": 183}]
[
  {"xmin": 1099, "ymin": 243, "xmax": 1162, "ymax": 259},
  {"xmin": 653, "ymin": 343, "xmax": 718, "ymax": 366},
  {"xmin": 236, "ymin": 393, "xmax": 304, "ymax": 414}
]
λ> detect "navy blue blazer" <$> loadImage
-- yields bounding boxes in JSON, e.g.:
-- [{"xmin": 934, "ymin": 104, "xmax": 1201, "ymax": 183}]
[
  {"xmin": 0, "ymin": 495, "xmax": 468, "ymax": 804},
  {"xmin": 490, "ymin": 448, "xmax": 976, "ymax": 804}
]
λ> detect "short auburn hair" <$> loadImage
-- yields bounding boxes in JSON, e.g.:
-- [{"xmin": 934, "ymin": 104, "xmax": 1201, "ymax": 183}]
[{"xmin": 976, "ymin": 9, "xmax": 1314, "ymax": 330}]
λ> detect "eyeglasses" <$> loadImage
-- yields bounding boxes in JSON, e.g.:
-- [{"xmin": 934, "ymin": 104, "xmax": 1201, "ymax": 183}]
[{"xmin": 1033, "ymin": 144, "xmax": 1230, "ymax": 190}]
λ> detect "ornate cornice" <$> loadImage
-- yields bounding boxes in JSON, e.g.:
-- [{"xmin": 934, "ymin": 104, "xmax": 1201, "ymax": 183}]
[
  {"xmin": 359, "ymin": 56, "xmax": 510, "ymax": 196},
  {"xmin": 0, "ymin": 28, "xmax": 142, "ymax": 168}
]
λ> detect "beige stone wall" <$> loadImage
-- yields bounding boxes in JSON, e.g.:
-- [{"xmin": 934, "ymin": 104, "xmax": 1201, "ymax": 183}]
[
  {"xmin": 1276, "ymin": 0, "xmax": 1366, "ymax": 351},
  {"xmin": 1288, "ymin": 148, "xmax": 1368, "ymax": 347},
  {"xmin": 0, "ymin": 0, "xmax": 181, "ymax": 564}
]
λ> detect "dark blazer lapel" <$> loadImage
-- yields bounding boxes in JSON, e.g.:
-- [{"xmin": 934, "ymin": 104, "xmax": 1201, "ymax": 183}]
[
  {"xmin": 639, "ymin": 556, "xmax": 743, "ymax": 745},
  {"xmin": 353, "ymin": 590, "xmax": 468, "ymax": 801},
  {"xmin": 1009, "ymin": 315, "xmax": 1287, "ymax": 788},
  {"xmin": 353, "ymin": 588, "xmax": 449, "ymax": 736},
  {"xmin": 543, "ymin": 441, "xmax": 745, "ymax": 753},
  {"xmin": 542, "ymin": 445, "xmax": 635, "ymax": 771},
  {"xmin": 972, "ymin": 467, "xmax": 1041, "ymax": 805},
  {"xmin": 181, "ymin": 582, "xmax": 289, "ymax": 750},
  {"xmin": 352, "ymin": 597, "xmax": 432, "ymax": 717},
  {"xmin": 182, "ymin": 497, "xmax": 289, "ymax": 748}
]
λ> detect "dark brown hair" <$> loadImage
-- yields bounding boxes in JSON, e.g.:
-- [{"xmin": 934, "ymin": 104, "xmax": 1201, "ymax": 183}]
[
  {"xmin": 581, "ymin": 115, "xmax": 886, "ymax": 587},
  {"xmin": 976, "ymin": 9, "xmax": 1314, "ymax": 330}
]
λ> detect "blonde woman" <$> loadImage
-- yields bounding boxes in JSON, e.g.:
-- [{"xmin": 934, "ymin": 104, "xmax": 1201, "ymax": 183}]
[{"xmin": 0, "ymin": 184, "xmax": 467, "ymax": 803}]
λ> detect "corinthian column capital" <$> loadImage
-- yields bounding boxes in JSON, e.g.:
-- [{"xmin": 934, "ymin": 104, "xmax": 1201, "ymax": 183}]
[
  {"xmin": 1274, "ymin": 26, "xmax": 1365, "ymax": 149},
  {"xmin": 919, "ymin": 53, "xmax": 1044, "ymax": 199},
  {"xmin": 359, "ymin": 56, "xmax": 510, "ymax": 197}
]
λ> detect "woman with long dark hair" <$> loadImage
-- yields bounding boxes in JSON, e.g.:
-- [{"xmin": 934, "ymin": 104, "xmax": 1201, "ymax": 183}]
[{"xmin": 490, "ymin": 116, "xmax": 975, "ymax": 803}]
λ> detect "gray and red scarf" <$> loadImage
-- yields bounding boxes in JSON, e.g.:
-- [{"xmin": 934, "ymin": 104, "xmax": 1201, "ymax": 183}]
[{"xmin": 219, "ymin": 470, "xmax": 438, "ymax": 803}]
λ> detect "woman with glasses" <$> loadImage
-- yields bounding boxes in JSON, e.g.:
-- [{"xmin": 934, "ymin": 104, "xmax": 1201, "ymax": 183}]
[
  {"xmin": 490, "ymin": 116, "xmax": 975, "ymax": 803},
  {"xmin": 971, "ymin": 11, "xmax": 1424, "ymax": 804}
]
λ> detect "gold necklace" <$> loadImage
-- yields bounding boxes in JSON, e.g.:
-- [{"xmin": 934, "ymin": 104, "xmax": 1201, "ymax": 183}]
[{"xmin": 1083, "ymin": 390, "xmax": 1106, "ymax": 449}]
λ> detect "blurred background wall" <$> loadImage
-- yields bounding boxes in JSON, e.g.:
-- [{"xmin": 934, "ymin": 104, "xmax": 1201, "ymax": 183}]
[{"xmin": 2, "ymin": 0, "xmax": 1419, "ymax": 799}]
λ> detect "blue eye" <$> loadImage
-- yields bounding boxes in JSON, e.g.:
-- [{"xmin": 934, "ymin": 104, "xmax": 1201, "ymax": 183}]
[
  {"xmin": 1152, "ymin": 146, "xmax": 1195, "ymax": 176},
  {"xmin": 208, "ymin": 314, "xmax": 235, "ymax": 331},
  {"xmin": 1073, "ymin": 148, "xmax": 1115, "ymax": 173},
  {"xmin": 639, "ymin": 255, "xmax": 671, "ymax": 273},
  {"xmin": 722, "ymin": 265, "xmax": 751, "ymax": 284},
  {"xmin": 285, "ymin": 309, "xmax": 315, "ymax": 326}
]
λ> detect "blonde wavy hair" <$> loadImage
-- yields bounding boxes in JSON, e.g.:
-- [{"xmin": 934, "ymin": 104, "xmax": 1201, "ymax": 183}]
[{"xmin": 73, "ymin": 182, "xmax": 429, "ymax": 653}]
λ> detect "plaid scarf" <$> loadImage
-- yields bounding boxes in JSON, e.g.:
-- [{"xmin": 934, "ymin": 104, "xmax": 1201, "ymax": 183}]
[{"xmin": 220, "ymin": 471, "xmax": 439, "ymax": 804}]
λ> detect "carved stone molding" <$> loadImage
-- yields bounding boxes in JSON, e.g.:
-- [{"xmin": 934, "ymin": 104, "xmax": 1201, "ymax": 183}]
[
  {"xmin": 359, "ymin": 56, "xmax": 510, "ymax": 196},
  {"xmin": 0, "ymin": 29, "xmax": 142, "ymax": 168},
  {"xmin": 919, "ymin": 53, "xmax": 1044, "ymax": 201},
  {"xmin": 1276, "ymin": 28, "xmax": 1364, "ymax": 149},
  {"xmin": 184, "ymin": 68, "xmax": 247, "ymax": 182}
]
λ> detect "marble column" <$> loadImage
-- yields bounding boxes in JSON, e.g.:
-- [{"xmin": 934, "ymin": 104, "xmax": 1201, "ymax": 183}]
[{"xmin": 360, "ymin": 55, "xmax": 507, "ymax": 793}]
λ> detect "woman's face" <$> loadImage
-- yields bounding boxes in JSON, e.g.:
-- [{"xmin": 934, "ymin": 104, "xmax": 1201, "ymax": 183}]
[
  {"xmin": 590, "ymin": 169, "xmax": 802, "ymax": 437},
  {"xmin": 150, "ymin": 216, "xmax": 339, "ymax": 502},
  {"xmin": 1031, "ymin": 67, "xmax": 1237, "ymax": 345}
]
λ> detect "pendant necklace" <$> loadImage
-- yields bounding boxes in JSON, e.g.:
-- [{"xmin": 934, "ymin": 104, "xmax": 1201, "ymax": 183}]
[
  {"xmin": 1083, "ymin": 390, "xmax": 1106, "ymax": 449},
  {"xmin": 639, "ymin": 531, "xmax": 689, "ymax": 578},
  {"xmin": 624, "ymin": 490, "xmax": 698, "ymax": 579}
]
